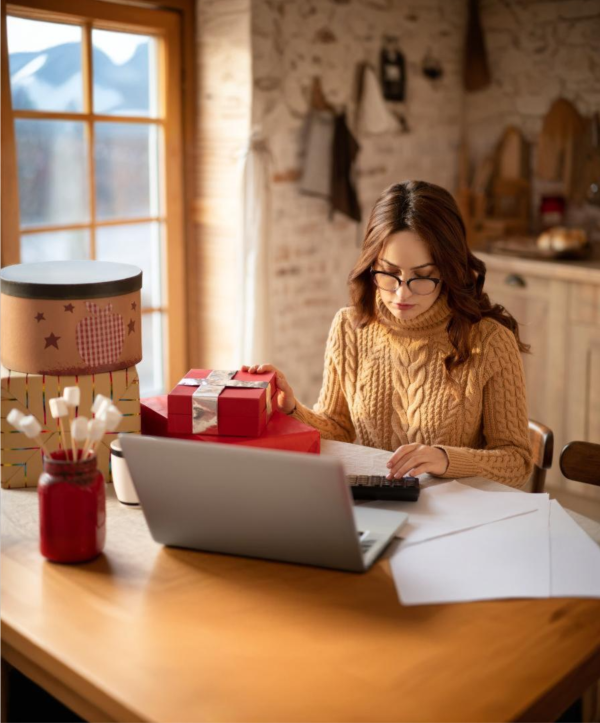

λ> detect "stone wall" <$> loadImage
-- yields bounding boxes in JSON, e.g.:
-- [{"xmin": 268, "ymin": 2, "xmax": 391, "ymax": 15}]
[{"xmin": 251, "ymin": 0, "xmax": 467, "ymax": 405}]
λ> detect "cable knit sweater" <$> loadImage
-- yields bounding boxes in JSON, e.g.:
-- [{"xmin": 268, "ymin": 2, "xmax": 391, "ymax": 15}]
[{"xmin": 293, "ymin": 291, "xmax": 533, "ymax": 488}]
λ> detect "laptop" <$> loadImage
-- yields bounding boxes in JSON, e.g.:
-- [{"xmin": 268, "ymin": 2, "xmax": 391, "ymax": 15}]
[{"xmin": 119, "ymin": 435, "xmax": 408, "ymax": 572}]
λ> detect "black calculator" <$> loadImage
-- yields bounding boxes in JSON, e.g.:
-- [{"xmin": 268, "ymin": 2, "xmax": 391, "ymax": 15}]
[{"xmin": 346, "ymin": 474, "xmax": 420, "ymax": 501}]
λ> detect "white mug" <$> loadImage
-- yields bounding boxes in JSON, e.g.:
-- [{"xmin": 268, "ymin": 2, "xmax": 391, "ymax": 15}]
[{"xmin": 110, "ymin": 438, "xmax": 139, "ymax": 506}]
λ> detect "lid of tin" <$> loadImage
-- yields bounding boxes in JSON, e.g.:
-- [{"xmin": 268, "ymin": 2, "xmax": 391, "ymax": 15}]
[{"xmin": 0, "ymin": 261, "xmax": 142, "ymax": 300}]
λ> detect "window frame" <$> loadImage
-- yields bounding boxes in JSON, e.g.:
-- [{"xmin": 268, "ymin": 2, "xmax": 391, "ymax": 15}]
[{"xmin": 1, "ymin": 0, "xmax": 192, "ymax": 390}]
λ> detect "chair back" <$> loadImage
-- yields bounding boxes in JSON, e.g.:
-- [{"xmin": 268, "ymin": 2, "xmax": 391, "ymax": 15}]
[
  {"xmin": 528, "ymin": 419, "xmax": 554, "ymax": 493},
  {"xmin": 559, "ymin": 441, "xmax": 600, "ymax": 487}
]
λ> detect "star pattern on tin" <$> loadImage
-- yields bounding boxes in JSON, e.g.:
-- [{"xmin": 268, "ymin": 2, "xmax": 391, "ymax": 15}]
[
  {"xmin": 64, "ymin": 303, "xmax": 75, "ymax": 313},
  {"xmin": 35, "ymin": 312, "xmax": 46, "ymax": 322},
  {"xmin": 127, "ymin": 318, "xmax": 136, "ymax": 335},
  {"xmin": 131, "ymin": 301, "xmax": 137, "ymax": 311},
  {"xmin": 44, "ymin": 332, "xmax": 61, "ymax": 349}
]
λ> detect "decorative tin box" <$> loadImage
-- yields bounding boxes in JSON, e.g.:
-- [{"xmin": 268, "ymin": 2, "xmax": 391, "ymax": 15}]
[
  {"xmin": 143, "ymin": 396, "xmax": 320, "ymax": 454},
  {"xmin": 1, "ymin": 365, "xmax": 141, "ymax": 488},
  {"xmin": 0, "ymin": 260, "xmax": 142, "ymax": 376},
  {"xmin": 168, "ymin": 369, "xmax": 277, "ymax": 437}
]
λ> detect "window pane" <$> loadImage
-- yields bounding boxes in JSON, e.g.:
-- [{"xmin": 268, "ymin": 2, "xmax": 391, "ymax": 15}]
[
  {"xmin": 138, "ymin": 313, "xmax": 164, "ymax": 397},
  {"xmin": 92, "ymin": 30, "xmax": 158, "ymax": 117},
  {"xmin": 7, "ymin": 16, "xmax": 83, "ymax": 112},
  {"xmin": 21, "ymin": 229, "xmax": 90, "ymax": 263},
  {"xmin": 96, "ymin": 223, "xmax": 162, "ymax": 307},
  {"xmin": 15, "ymin": 119, "xmax": 89, "ymax": 227},
  {"xmin": 95, "ymin": 123, "xmax": 160, "ymax": 221}
]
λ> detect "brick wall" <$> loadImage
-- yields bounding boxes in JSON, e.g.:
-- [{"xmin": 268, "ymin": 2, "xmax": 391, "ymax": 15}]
[{"xmin": 251, "ymin": 0, "xmax": 467, "ymax": 405}]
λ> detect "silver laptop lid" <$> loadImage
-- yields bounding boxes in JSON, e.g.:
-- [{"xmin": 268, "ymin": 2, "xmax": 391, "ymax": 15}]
[{"xmin": 120, "ymin": 434, "xmax": 370, "ymax": 572}]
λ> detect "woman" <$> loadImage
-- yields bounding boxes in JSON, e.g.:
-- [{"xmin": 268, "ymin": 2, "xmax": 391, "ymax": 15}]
[{"xmin": 243, "ymin": 180, "xmax": 533, "ymax": 488}]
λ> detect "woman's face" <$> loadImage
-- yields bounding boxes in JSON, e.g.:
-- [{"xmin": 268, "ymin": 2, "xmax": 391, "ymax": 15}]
[{"xmin": 374, "ymin": 230, "xmax": 442, "ymax": 321}]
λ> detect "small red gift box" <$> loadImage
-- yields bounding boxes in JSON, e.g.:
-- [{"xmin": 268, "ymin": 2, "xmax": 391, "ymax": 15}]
[
  {"xmin": 143, "ymin": 396, "xmax": 320, "ymax": 454},
  {"xmin": 168, "ymin": 369, "xmax": 277, "ymax": 437}
]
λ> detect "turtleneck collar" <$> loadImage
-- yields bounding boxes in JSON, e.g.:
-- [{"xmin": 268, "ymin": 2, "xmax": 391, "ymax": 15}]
[{"xmin": 375, "ymin": 289, "xmax": 452, "ymax": 338}]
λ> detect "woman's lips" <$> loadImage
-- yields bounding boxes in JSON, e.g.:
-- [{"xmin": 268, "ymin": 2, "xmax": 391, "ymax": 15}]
[{"xmin": 393, "ymin": 303, "xmax": 415, "ymax": 310}]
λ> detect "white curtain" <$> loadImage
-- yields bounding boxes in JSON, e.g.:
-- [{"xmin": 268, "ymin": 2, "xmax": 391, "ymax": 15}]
[{"xmin": 234, "ymin": 130, "xmax": 272, "ymax": 368}]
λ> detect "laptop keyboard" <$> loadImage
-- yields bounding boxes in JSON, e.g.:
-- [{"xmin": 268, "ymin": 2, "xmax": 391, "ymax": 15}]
[{"xmin": 357, "ymin": 530, "xmax": 378, "ymax": 555}]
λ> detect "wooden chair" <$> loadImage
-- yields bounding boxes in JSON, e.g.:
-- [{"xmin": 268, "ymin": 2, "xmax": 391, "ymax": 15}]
[
  {"xmin": 528, "ymin": 419, "xmax": 554, "ymax": 493},
  {"xmin": 559, "ymin": 441, "xmax": 600, "ymax": 487}
]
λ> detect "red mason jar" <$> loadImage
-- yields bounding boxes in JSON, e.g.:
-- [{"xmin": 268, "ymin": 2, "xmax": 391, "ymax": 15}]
[{"xmin": 38, "ymin": 450, "xmax": 106, "ymax": 563}]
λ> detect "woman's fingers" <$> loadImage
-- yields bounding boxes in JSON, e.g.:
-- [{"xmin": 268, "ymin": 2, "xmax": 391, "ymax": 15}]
[
  {"xmin": 388, "ymin": 452, "xmax": 425, "ymax": 479},
  {"xmin": 405, "ymin": 464, "xmax": 427, "ymax": 478},
  {"xmin": 242, "ymin": 363, "xmax": 276, "ymax": 374},
  {"xmin": 242, "ymin": 363, "xmax": 296, "ymax": 414},
  {"xmin": 387, "ymin": 443, "xmax": 420, "ymax": 469}
]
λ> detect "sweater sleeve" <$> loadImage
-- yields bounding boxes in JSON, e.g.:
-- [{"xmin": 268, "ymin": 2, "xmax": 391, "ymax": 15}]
[
  {"xmin": 292, "ymin": 310, "xmax": 356, "ymax": 443},
  {"xmin": 433, "ymin": 323, "xmax": 533, "ymax": 489}
]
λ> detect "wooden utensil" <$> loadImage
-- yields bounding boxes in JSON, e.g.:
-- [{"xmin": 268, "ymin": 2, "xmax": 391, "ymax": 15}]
[
  {"xmin": 537, "ymin": 98, "xmax": 585, "ymax": 198},
  {"xmin": 464, "ymin": 0, "xmax": 491, "ymax": 92}
]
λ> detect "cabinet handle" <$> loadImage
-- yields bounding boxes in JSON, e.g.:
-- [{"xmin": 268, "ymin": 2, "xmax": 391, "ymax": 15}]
[{"xmin": 504, "ymin": 273, "xmax": 527, "ymax": 288}]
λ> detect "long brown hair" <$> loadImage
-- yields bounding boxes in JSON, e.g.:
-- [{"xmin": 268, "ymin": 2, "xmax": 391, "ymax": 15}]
[{"xmin": 348, "ymin": 180, "xmax": 530, "ymax": 377}]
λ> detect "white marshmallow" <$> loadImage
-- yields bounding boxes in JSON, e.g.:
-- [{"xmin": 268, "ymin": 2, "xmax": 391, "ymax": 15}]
[
  {"xmin": 63, "ymin": 386, "xmax": 81, "ymax": 408},
  {"xmin": 99, "ymin": 404, "xmax": 123, "ymax": 432},
  {"xmin": 88, "ymin": 418, "xmax": 106, "ymax": 442},
  {"xmin": 20, "ymin": 415, "xmax": 42, "ymax": 439},
  {"xmin": 7, "ymin": 409, "xmax": 25, "ymax": 429},
  {"xmin": 91, "ymin": 394, "xmax": 111, "ymax": 415},
  {"xmin": 71, "ymin": 416, "xmax": 89, "ymax": 442},
  {"xmin": 49, "ymin": 397, "xmax": 69, "ymax": 418}
]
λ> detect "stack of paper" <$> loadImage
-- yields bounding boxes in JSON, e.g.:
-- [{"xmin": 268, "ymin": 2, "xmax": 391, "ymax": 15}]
[{"xmin": 386, "ymin": 487, "xmax": 600, "ymax": 606}]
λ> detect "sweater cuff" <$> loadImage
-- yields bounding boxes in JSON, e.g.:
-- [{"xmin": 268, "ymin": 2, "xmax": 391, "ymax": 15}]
[
  {"xmin": 432, "ymin": 445, "xmax": 480, "ymax": 479},
  {"xmin": 292, "ymin": 401, "xmax": 316, "ymax": 426}
]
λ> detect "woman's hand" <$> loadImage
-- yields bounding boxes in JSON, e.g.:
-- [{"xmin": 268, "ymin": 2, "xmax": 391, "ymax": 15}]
[
  {"xmin": 241, "ymin": 364, "xmax": 297, "ymax": 415},
  {"xmin": 386, "ymin": 443, "xmax": 449, "ymax": 479}
]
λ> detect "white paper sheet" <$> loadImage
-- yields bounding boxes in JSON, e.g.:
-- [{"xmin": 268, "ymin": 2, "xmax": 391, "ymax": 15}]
[
  {"xmin": 367, "ymin": 480, "xmax": 544, "ymax": 544},
  {"xmin": 390, "ymin": 496, "xmax": 551, "ymax": 605},
  {"xmin": 550, "ymin": 501, "xmax": 600, "ymax": 597},
  {"xmin": 322, "ymin": 440, "xmax": 391, "ymax": 476}
]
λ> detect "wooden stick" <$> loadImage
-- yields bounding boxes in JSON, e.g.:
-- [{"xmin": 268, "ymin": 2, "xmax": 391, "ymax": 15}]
[
  {"xmin": 58, "ymin": 417, "xmax": 68, "ymax": 457},
  {"xmin": 35, "ymin": 434, "xmax": 51, "ymax": 458},
  {"xmin": 68, "ymin": 408, "xmax": 77, "ymax": 461}
]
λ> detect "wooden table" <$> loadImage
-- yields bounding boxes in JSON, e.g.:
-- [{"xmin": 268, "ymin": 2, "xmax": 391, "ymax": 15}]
[{"xmin": 2, "ymin": 441, "xmax": 600, "ymax": 723}]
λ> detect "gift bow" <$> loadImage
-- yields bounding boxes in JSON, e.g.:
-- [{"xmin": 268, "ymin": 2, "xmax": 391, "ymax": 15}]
[{"xmin": 178, "ymin": 370, "xmax": 272, "ymax": 434}]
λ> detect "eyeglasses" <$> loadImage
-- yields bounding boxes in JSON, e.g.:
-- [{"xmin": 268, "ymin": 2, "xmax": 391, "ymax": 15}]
[{"xmin": 370, "ymin": 268, "xmax": 441, "ymax": 296}]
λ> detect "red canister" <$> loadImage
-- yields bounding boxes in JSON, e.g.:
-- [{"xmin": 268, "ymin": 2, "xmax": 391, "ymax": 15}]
[{"xmin": 38, "ymin": 450, "xmax": 106, "ymax": 563}]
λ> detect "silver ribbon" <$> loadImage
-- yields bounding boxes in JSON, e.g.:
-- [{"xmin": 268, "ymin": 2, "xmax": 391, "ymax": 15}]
[{"xmin": 179, "ymin": 370, "xmax": 270, "ymax": 434}]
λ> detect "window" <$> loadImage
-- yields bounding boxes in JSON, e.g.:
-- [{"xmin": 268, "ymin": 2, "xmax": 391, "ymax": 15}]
[{"xmin": 1, "ymin": 0, "xmax": 189, "ymax": 396}]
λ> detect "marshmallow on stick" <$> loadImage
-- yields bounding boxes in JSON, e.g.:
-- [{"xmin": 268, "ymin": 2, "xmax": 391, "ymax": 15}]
[
  {"xmin": 63, "ymin": 386, "xmax": 80, "ymax": 459},
  {"xmin": 7, "ymin": 409, "xmax": 26, "ymax": 429},
  {"xmin": 83, "ymin": 419, "xmax": 106, "ymax": 459},
  {"xmin": 71, "ymin": 416, "xmax": 89, "ymax": 462},
  {"xmin": 91, "ymin": 394, "xmax": 111, "ymax": 418},
  {"xmin": 89, "ymin": 404, "xmax": 123, "ymax": 456},
  {"xmin": 49, "ymin": 397, "xmax": 69, "ymax": 457},
  {"xmin": 20, "ymin": 415, "xmax": 50, "ymax": 456}
]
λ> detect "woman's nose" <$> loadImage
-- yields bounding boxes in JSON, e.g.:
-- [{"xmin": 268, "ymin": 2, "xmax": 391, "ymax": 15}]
[{"xmin": 395, "ymin": 283, "xmax": 413, "ymax": 301}]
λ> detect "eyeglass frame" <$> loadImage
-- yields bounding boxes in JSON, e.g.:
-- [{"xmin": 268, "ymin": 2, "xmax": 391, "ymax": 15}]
[{"xmin": 369, "ymin": 267, "xmax": 442, "ymax": 296}]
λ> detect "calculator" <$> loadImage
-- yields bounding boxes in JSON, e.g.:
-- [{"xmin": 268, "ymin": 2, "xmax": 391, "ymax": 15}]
[{"xmin": 346, "ymin": 474, "xmax": 420, "ymax": 501}]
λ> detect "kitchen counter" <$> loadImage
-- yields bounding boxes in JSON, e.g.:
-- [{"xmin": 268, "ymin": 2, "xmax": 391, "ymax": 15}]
[{"xmin": 475, "ymin": 245, "xmax": 600, "ymax": 285}]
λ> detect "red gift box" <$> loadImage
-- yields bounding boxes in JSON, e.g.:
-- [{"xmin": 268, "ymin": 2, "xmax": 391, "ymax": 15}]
[
  {"xmin": 143, "ymin": 396, "xmax": 320, "ymax": 454},
  {"xmin": 168, "ymin": 369, "xmax": 277, "ymax": 437}
]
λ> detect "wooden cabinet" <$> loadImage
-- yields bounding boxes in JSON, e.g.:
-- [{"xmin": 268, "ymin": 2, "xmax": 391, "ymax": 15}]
[{"xmin": 479, "ymin": 256, "xmax": 600, "ymax": 496}]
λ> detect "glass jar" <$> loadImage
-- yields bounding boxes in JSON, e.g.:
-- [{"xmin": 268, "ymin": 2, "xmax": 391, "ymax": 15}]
[{"xmin": 38, "ymin": 450, "xmax": 106, "ymax": 563}]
